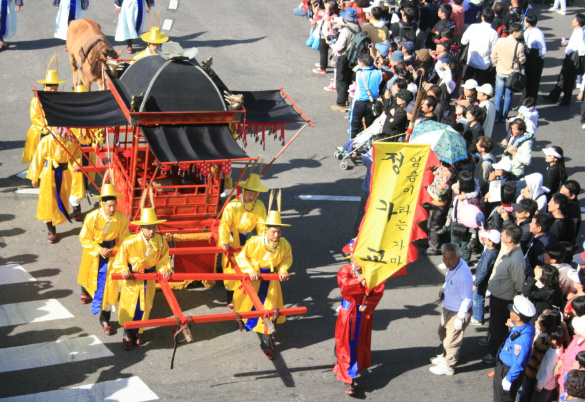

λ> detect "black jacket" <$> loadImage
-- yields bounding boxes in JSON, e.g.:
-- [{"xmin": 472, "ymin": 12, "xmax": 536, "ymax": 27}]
[{"xmin": 522, "ymin": 277, "xmax": 562, "ymax": 317}]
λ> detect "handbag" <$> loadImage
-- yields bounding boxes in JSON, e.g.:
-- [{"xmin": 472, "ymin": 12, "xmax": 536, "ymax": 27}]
[
  {"xmin": 360, "ymin": 72, "xmax": 383, "ymax": 117},
  {"xmin": 451, "ymin": 198, "xmax": 469, "ymax": 237},
  {"xmin": 571, "ymin": 51, "xmax": 584, "ymax": 75},
  {"xmin": 505, "ymin": 41, "xmax": 526, "ymax": 92}
]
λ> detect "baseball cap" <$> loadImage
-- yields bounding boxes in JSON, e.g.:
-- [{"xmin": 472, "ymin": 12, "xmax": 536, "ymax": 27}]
[
  {"xmin": 574, "ymin": 252, "xmax": 585, "ymax": 266},
  {"xmin": 492, "ymin": 159, "xmax": 513, "ymax": 172},
  {"xmin": 404, "ymin": 102, "xmax": 415, "ymax": 114},
  {"xmin": 507, "ymin": 295, "xmax": 536, "ymax": 318},
  {"xmin": 479, "ymin": 229, "xmax": 501, "ymax": 244},
  {"xmin": 477, "ymin": 83, "xmax": 494, "ymax": 97},
  {"xmin": 390, "ymin": 50, "xmax": 404, "ymax": 62},
  {"xmin": 461, "ymin": 79, "xmax": 479, "ymax": 90},
  {"xmin": 512, "ymin": 203, "xmax": 528, "ymax": 213},
  {"xmin": 375, "ymin": 41, "xmax": 390, "ymax": 57},
  {"xmin": 573, "ymin": 316, "xmax": 585, "ymax": 337},
  {"xmin": 399, "ymin": 41, "xmax": 415, "ymax": 53}
]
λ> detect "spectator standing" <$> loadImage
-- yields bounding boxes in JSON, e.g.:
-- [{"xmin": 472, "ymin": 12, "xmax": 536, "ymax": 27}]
[
  {"xmin": 463, "ymin": 105, "xmax": 484, "ymax": 155},
  {"xmin": 361, "ymin": 6, "xmax": 389, "ymax": 45},
  {"xmin": 425, "ymin": 162, "xmax": 457, "ymax": 255},
  {"xmin": 556, "ymin": 316, "xmax": 585, "ymax": 397},
  {"xmin": 548, "ymin": 193, "xmax": 576, "ymax": 245},
  {"xmin": 450, "ymin": 0, "xmax": 464, "ymax": 41},
  {"xmin": 543, "ymin": 146, "xmax": 567, "ymax": 198},
  {"xmin": 329, "ymin": 8, "xmax": 360, "ymax": 112},
  {"xmin": 522, "ymin": 265, "xmax": 562, "ymax": 317},
  {"xmin": 474, "ymin": 136, "xmax": 496, "ymax": 189},
  {"xmin": 493, "ymin": 296, "xmax": 536, "ymax": 402},
  {"xmin": 525, "ymin": 214, "xmax": 558, "ymax": 277},
  {"xmin": 491, "ymin": 22, "xmax": 526, "ymax": 122},
  {"xmin": 481, "ymin": 224, "xmax": 526, "ymax": 364},
  {"xmin": 560, "ymin": 180, "xmax": 582, "ymax": 238},
  {"xmin": 429, "ymin": 244, "xmax": 473, "ymax": 375},
  {"xmin": 548, "ymin": 0, "xmax": 567, "ymax": 16},
  {"xmin": 517, "ymin": 173, "xmax": 548, "ymax": 214},
  {"xmin": 503, "ymin": 0, "xmax": 524, "ymax": 29},
  {"xmin": 313, "ymin": 0, "xmax": 340, "ymax": 74},
  {"xmin": 349, "ymin": 54, "xmax": 383, "ymax": 138},
  {"xmin": 470, "ymin": 230, "xmax": 500, "ymax": 325},
  {"xmin": 544, "ymin": 14, "xmax": 585, "ymax": 107},
  {"xmin": 460, "ymin": 8, "xmax": 499, "ymax": 86},
  {"xmin": 500, "ymin": 198, "xmax": 537, "ymax": 254},
  {"xmin": 522, "ymin": 14, "xmax": 547, "ymax": 103},
  {"xmin": 491, "ymin": 2, "xmax": 505, "ymax": 32},
  {"xmin": 427, "ymin": 4, "xmax": 455, "ymax": 50},
  {"xmin": 477, "ymin": 84, "xmax": 496, "ymax": 137},
  {"xmin": 390, "ymin": 6, "xmax": 417, "ymax": 44},
  {"xmin": 417, "ymin": 0, "xmax": 439, "ymax": 50},
  {"xmin": 500, "ymin": 118, "xmax": 532, "ymax": 178}
]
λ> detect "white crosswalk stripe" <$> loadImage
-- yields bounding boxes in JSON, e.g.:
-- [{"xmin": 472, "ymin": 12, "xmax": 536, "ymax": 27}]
[
  {"xmin": 0, "ymin": 299, "xmax": 74, "ymax": 327},
  {"xmin": 0, "ymin": 335, "xmax": 114, "ymax": 373},
  {"xmin": 0, "ymin": 376, "xmax": 159, "ymax": 402},
  {"xmin": 0, "ymin": 264, "xmax": 36, "ymax": 285}
]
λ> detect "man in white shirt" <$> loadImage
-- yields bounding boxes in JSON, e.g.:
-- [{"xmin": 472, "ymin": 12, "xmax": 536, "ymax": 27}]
[
  {"xmin": 429, "ymin": 243, "xmax": 473, "ymax": 376},
  {"xmin": 523, "ymin": 14, "xmax": 547, "ymax": 103},
  {"xmin": 544, "ymin": 14, "xmax": 585, "ymax": 106},
  {"xmin": 460, "ymin": 8, "xmax": 499, "ymax": 86}
]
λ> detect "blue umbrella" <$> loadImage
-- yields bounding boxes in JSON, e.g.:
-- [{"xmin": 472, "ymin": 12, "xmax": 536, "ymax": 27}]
[{"xmin": 409, "ymin": 120, "xmax": 468, "ymax": 164}]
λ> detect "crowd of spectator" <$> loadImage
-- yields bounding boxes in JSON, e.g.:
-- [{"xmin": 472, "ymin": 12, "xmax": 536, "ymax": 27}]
[{"xmin": 293, "ymin": 0, "xmax": 585, "ymax": 400}]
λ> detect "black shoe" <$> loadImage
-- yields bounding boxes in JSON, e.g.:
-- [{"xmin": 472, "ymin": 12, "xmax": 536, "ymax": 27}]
[
  {"xmin": 477, "ymin": 338, "xmax": 490, "ymax": 347},
  {"xmin": 482, "ymin": 353, "xmax": 496, "ymax": 364},
  {"xmin": 559, "ymin": 101, "xmax": 570, "ymax": 106},
  {"xmin": 542, "ymin": 95, "xmax": 557, "ymax": 103},
  {"xmin": 71, "ymin": 205, "xmax": 82, "ymax": 221},
  {"xmin": 99, "ymin": 311, "xmax": 113, "ymax": 335}
]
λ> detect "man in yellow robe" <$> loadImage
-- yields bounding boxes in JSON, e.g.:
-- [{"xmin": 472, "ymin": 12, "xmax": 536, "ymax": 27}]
[
  {"xmin": 132, "ymin": 26, "xmax": 168, "ymax": 61},
  {"xmin": 27, "ymin": 127, "xmax": 81, "ymax": 243},
  {"xmin": 22, "ymin": 69, "xmax": 65, "ymax": 164},
  {"xmin": 78, "ymin": 184, "xmax": 129, "ymax": 335},
  {"xmin": 113, "ymin": 208, "xmax": 172, "ymax": 350},
  {"xmin": 68, "ymin": 84, "xmax": 105, "ymax": 221},
  {"xmin": 219, "ymin": 172, "xmax": 268, "ymax": 310},
  {"xmin": 234, "ymin": 210, "xmax": 293, "ymax": 360}
]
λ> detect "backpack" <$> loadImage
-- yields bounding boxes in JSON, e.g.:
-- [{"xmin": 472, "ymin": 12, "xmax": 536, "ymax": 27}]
[
  {"xmin": 398, "ymin": 21, "xmax": 416, "ymax": 43},
  {"xmin": 346, "ymin": 27, "xmax": 371, "ymax": 68},
  {"xmin": 496, "ymin": 25, "xmax": 508, "ymax": 38}
]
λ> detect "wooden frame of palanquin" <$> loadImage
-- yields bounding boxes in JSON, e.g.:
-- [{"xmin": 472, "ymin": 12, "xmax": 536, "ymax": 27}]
[{"xmin": 33, "ymin": 60, "xmax": 310, "ymax": 335}]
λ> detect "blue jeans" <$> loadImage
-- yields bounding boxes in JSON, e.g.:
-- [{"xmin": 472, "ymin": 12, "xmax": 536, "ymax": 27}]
[
  {"xmin": 494, "ymin": 74, "xmax": 513, "ymax": 121},
  {"xmin": 471, "ymin": 283, "xmax": 487, "ymax": 323}
]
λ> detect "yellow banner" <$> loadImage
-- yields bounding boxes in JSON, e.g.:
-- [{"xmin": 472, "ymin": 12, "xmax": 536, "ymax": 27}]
[{"xmin": 354, "ymin": 142, "xmax": 431, "ymax": 288}]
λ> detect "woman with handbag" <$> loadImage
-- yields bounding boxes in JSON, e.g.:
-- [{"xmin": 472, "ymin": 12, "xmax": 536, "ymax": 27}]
[{"xmin": 490, "ymin": 22, "xmax": 525, "ymax": 122}]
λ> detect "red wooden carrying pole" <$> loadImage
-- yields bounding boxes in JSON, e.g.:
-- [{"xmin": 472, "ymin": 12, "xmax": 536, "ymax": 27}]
[
  {"xmin": 123, "ymin": 307, "xmax": 307, "ymax": 329},
  {"xmin": 110, "ymin": 273, "xmax": 283, "ymax": 281},
  {"xmin": 261, "ymin": 123, "xmax": 308, "ymax": 175},
  {"xmin": 226, "ymin": 252, "xmax": 267, "ymax": 313}
]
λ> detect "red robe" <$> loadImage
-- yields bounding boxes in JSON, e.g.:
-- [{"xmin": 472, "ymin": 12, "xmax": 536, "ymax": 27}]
[{"xmin": 333, "ymin": 264, "xmax": 385, "ymax": 384}]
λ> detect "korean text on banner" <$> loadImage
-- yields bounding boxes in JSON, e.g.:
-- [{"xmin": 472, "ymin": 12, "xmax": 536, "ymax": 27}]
[{"xmin": 354, "ymin": 142, "xmax": 431, "ymax": 288}]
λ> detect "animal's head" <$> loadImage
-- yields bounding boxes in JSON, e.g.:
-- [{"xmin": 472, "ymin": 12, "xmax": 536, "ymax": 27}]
[{"xmin": 102, "ymin": 48, "xmax": 124, "ymax": 77}]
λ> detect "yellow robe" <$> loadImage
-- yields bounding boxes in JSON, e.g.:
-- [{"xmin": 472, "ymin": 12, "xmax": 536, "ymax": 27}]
[
  {"xmin": 78, "ymin": 209, "xmax": 130, "ymax": 310},
  {"xmin": 219, "ymin": 197, "xmax": 266, "ymax": 291},
  {"xmin": 233, "ymin": 235, "xmax": 293, "ymax": 334},
  {"xmin": 113, "ymin": 233, "xmax": 172, "ymax": 334},
  {"xmin": 132, "ymin": 49, "xmax": 155, "ymax": 61},
  {"xmin": 22, "ymin": 97, "xmax": 49, "ymax": 164},
  {"xmin": 70, "ymin": 128, "xmax": 104, "ymax": 200},
  {"xmin": 26, "ymin": 133, "xmax": 81, "ymax": 225}
]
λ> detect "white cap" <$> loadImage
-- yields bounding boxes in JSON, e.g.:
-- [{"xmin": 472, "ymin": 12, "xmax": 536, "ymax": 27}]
[
  {"xmin": 363, "ymin": 6, "xmax": 374, "ymax": 13},
  {"xmin": 480, "ymin": 229, "xmax": 501, "ymax": 244},
  {"xmin": 573, "ymin": 316, "xmax": 585, "ymax": 337},
  {"xmin": 543, "ymin": 147, "xmax": 563, "ymax": 159},
  {"xmin": 477, "ymin": 83, "xmax": 494, "ymax": 97},
  {"xmin": 333, "ymin": 16, "xmax": 346, "ymax": 25},
  {"xmin": 461, "ymin": 79, "xmax": 479, "ymax": 90},
  {"xmin": 492, "ymin": 158, "xmax": 513, "ymax": 172},
  {"xmin": 508, "ymin": 295, "xmax": 536, "ymax": 318}
]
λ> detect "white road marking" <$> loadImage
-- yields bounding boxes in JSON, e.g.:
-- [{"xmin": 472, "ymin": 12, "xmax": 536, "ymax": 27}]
[
  {"xmin": 1, "ymin": 377, "xmax": 159, "ymax": 402},
  {"xmin": 0, "ymin": 264, "xmax": 36, "ymax": 285},
  {"xmin": 0, "ymin": 335, "xmax": 114, "ymax": 373},
  {"xmin": 15, "ymin": 188, "xmax": 39, "ymax": 195},
  {"xmin": 168, "ymin": 0, "xmax": 178, "ymax": 10},
  {"xmin": 580, "ymin": 207, "xmax": 585, "ymax": 213},
  {"xmin": 0, "ymin": 299, "xmax": 74, "ymax": 327},
  {"xmin": 297, "ymin": 195, "xmax": 361, "ymax": 202},
  {"xmin": 162, "ymin": 19, "xmax": 173, "ymax": 31},
  {"xmin": 16, "ymin": 170, "xmax": 28, "ymax": 179}
]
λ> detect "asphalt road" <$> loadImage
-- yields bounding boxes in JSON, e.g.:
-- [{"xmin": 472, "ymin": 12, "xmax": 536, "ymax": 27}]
[{"xmin": 0, "ymin": 1, "xmax": 584, "ymax": 401}]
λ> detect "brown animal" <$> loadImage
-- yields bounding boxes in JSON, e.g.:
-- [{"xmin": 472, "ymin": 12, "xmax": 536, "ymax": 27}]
[{"xmin": 66, "ymin": 19, "xmax": 123, "ymax": 91}]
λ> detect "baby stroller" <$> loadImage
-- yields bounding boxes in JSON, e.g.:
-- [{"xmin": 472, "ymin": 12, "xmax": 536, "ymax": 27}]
[{"xmin": 334, "ymin": 113, "xmax": 385, "ymax": 170}]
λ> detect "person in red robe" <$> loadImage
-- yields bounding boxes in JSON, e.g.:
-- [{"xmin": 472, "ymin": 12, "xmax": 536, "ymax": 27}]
[{"xmin": 333, "ymin": 256, "xmax": 385, "ymax": 395}]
